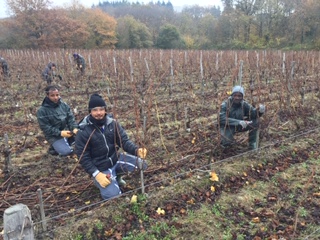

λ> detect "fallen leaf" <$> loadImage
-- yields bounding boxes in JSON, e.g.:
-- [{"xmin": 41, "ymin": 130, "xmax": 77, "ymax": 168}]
[
  {"xmin": 114, "ymin": 231, "xmax": 122, "ymax": 239},
  {"xmin": 156, "ymin": 207, "xmax": 165, "ymax": 215},
  {"xmin": 313, "ymin": 192, "xmax": 320, "ymax": 197},
  {"xmin": 261, "ymin": 209, "xmax": 275, "ymax": 217},
  {"xmin": 104, "ymin": 229, "xmax": 113, "ymax": 237},
  {"xmin": 187, "ymin": 199, "xmax": 195, "ymax": 204},
  {"xmin": 252, "ymin": 217, "xmax": 260, "ymax": 223},
  {"xmin": 211, "ymin": 186, "xmax": 215, "ymax": 192},
  {"xmin": 166, "ymin": 204, "xmax": 174, "ymax": 211},
  {"xmin": 180, "ymin": 208, "xmax": 186, "ymax": 214},
  {"xmin": 85, "ymin": 201, "xmax": 90, "ymax": 205},
  {"xmin": 130, "ymin": 195, "xmax": 138, "ymax": 204},
  {"xmin": 210, "ymin": 172, "xmax": 219, "ymax": 182},
  {"xmin": 267, "ymin": 196, "xmax": 277, "ymax": 202},
  {"xmin": 68, "ymin": 208, "xmax": 75, "ymax": 213}
]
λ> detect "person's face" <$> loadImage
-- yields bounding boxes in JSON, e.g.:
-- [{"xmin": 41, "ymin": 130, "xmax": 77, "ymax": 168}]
[
  {"xmin": 47, "ymin": 89, "xmax": 60, "ymax": 103},
  {"xmin": 91, "ymin": 107, "xmax": 106, "ymax": 120},
  {"xmin": 232, "ymin": 92, "xmax": 243, "ymax": 104},
  {"xmin": 51, "ymin": 66, "xmax": 56, "ymax": 71}
]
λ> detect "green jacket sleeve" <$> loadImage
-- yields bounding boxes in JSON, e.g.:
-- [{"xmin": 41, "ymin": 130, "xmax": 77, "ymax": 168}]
[
  {"xmin": 219, "ymin": 100, "xmax": 242, "ymax": 127},
  {"xmin": 243, "ymin": 101, "xmax": 261, "ymax": 119},
  {"xmin": 36, "ymin": 107, "xmax": 61, "ymax": 138},
  {"xmin": 63, "ymin": 102, "xmax": 78, "ymax": 131}
]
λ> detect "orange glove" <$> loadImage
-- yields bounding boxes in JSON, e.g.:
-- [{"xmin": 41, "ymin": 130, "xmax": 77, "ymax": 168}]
[
  {"xmin": 137, "ymin": 148, "xmax": 147, "ymax": 158},
  {"xmin": 61, "ymin": 130, "xmax": 73, "ymax": 138},
  {"xmin": 95, "ymin": 172, "xmax": 111, "ymax": 188},
  {"xmin": 73, "ymin": 128, "xmax": 79, "ymax": 135}
]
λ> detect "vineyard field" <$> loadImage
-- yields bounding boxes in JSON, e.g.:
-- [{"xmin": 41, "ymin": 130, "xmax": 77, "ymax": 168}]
[{"xmin": 1, "ymin": 49, "xmax": 320, "ymax": 239}]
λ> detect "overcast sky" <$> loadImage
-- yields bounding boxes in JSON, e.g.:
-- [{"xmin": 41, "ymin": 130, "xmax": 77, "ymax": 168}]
[{"xmin": 0, "ymin": 0, "xmax": 223, "ymax": 18}]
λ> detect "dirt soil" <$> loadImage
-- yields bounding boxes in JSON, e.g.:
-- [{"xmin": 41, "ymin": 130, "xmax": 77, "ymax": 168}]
[{"xmin": 2, "ymin": 109, "xmax": 320, "ymax": 240}]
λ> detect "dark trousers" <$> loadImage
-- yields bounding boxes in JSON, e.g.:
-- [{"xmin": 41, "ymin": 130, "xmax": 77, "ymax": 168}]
[
  {"xmin": 1, "ymin": 64, "xmax": 8, "ymax": 76},
  {"xmin": 220, "ymin": 119, "xmax": 259, "ymax": 149}
]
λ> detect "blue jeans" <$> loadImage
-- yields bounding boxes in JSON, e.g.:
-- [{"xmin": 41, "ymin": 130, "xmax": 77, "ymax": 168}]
[
  {"xmin": 52, "ymin": 138, "xmax": 73, "ymax": 156},
  {"xmin": 94, "ymin": 153, "xmax": 148, "ymax": 200}
]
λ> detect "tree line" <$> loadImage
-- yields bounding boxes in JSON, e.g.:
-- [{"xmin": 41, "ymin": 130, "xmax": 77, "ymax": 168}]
[{"xmin": 0, "ymin": 0, "xmax": 319, "ymax": 50}]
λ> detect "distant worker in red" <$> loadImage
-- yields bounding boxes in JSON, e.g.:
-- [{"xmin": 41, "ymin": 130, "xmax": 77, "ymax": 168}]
[{"xmin": 219, "ymin": 85, "xmax": 265, "ymax": 150}]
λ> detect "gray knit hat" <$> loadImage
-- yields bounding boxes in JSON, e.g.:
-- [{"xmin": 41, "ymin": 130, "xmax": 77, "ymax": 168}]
[{"xmin": 231, "ymin": 86, "xmax": 244, "ymax": 97}]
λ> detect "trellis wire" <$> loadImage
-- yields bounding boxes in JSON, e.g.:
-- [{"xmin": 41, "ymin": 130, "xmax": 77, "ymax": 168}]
[{"xmin": 2, "ymin": 125, "xmax": 320, "ymax": 239}]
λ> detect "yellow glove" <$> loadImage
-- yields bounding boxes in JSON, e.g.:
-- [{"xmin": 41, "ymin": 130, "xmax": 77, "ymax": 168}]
[
  {"xmin": 61, "ymin": 130, "xmax": 73, "ymax": 138},
  {"xmin": 137, "ymin": 148, "xmax": 147, "ymax": 158},
  {"xmin": 73, "ymin": 128, "xmax": 79, "ymax": 135},
  {"xmin": 95, "ymin": 172, "xmax": 111, "ymax": 188}
]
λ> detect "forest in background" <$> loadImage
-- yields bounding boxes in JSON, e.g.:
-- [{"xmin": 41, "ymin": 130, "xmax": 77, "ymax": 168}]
[{"xmin": 0, "ymin": 0, "xmax": 320, "ymax": 50}]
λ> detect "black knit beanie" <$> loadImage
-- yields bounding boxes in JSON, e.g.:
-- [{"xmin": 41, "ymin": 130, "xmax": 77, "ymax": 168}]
[{"xmin": 88, "ymin": 94, "xmax": 106, "ymax": 112}]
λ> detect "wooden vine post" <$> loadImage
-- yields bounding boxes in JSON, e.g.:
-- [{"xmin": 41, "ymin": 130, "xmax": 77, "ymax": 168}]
[
  {"xmin": 129, "ymin": 56, "xmax": 134, "ymax": 82},
  {"xmin": 287, "ymin": 61, "xmax": 295, "ymax": 106},
  {"xmin": 37, "ymin": 188, "xmax": 47, "ymax": 232},
  {"xmin": 139, "ymin": 160, "xmax": 146, "ymax": 195},
  {"xmin": 239, "ymin": 60, "xmax": 243, "ymax": 86},
  {"xmin": 169, "ymin": 58, "xmax": 173, "ymax": 97},
  {"xmin": 282, "ymin": 52, "xmax": 286, "ymax": 75},
  {"xmin": 4, "ymin": 133, "xmax": 12, "ymax": 179},
  {"xmin": 88, "ymin": 54, "xmax": 91, "ymax": 72},
  {"xmin": 215, "ymin": 52, "xmax": 219, "ymax": 71},
  {"xmin": 200, "ymin": 51, "xmax": 205, "ymax": 103},
  {"xmin": 113, "ymin": 56, "xmax": 117, "ymax": 75}
]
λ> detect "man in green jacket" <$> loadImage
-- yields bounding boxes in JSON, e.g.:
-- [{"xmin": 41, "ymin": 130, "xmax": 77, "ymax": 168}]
[
  {"xmin": 37, "ymin": 85, "xmax": 79, "ymax": 156},
  {"xmin": 219, "ymin": 85, "xmax": 265, "ymax": 150}
]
